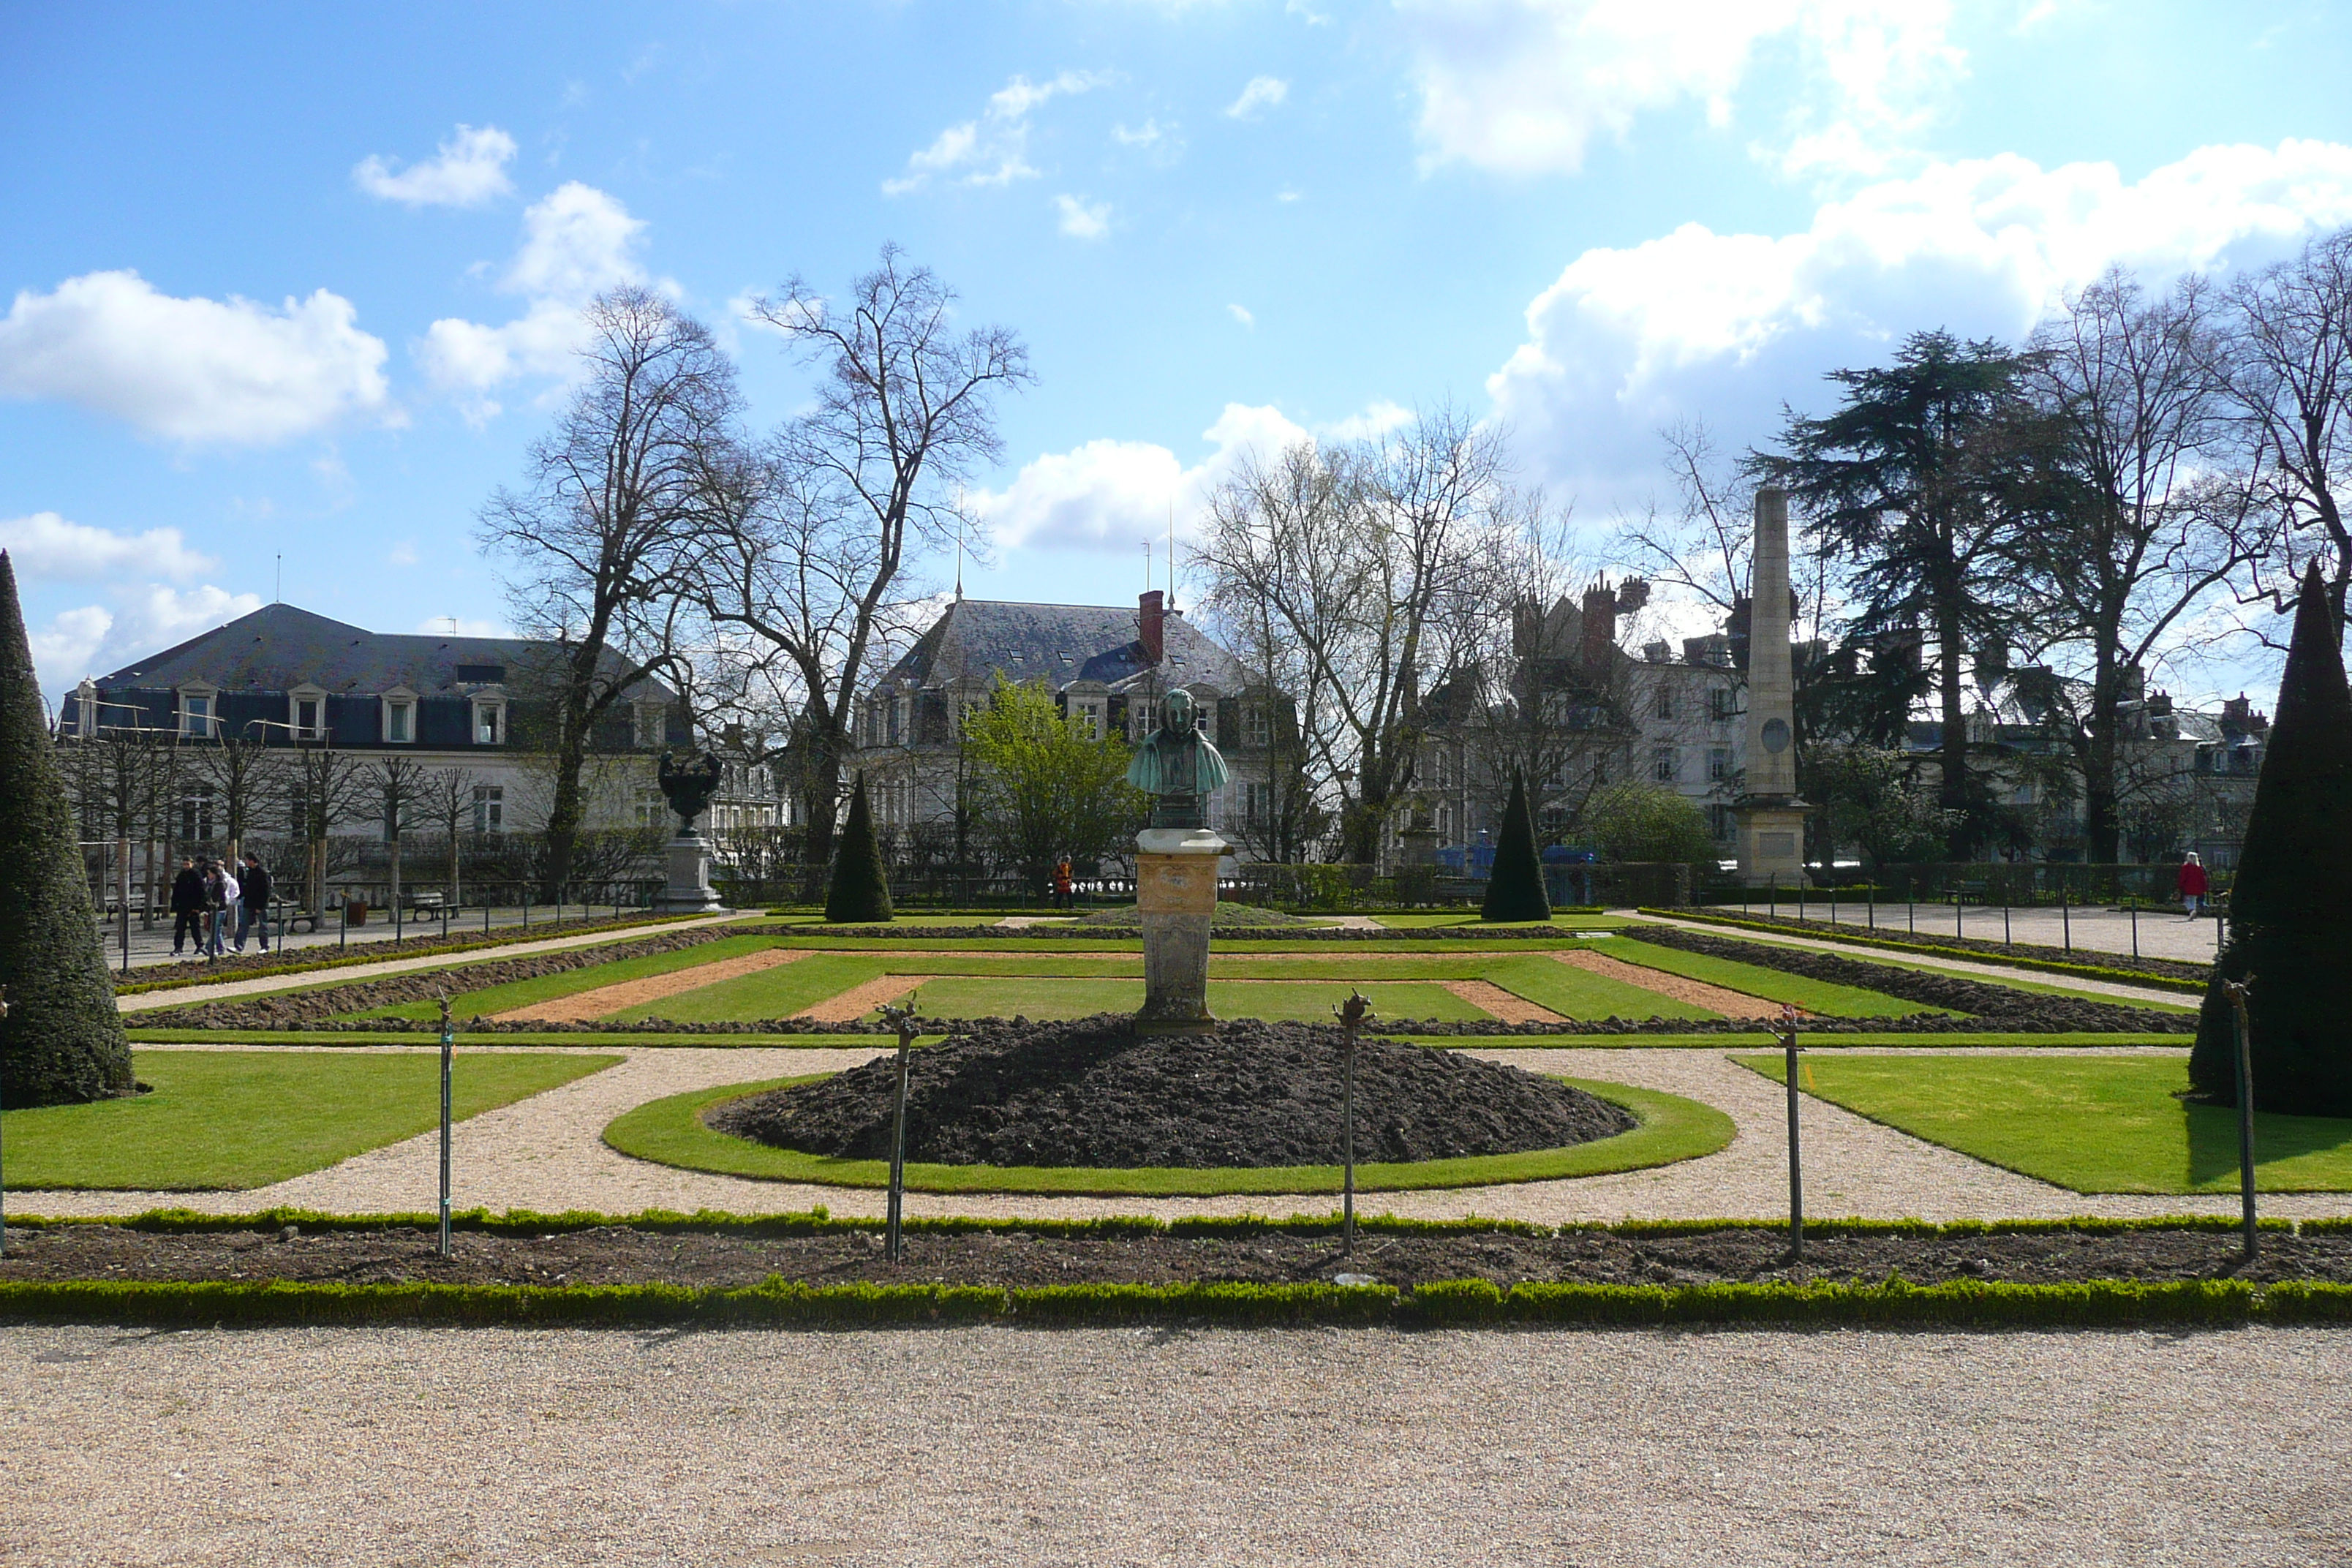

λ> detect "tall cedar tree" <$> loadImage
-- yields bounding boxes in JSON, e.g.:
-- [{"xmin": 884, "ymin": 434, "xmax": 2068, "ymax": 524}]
[
  {"xmin": 1764, "ymin": 331, "xmax": 2048, "ymax": 856},
  {"xmin": 0, "ymin": 552, "xmax": 135, "ymax": 1106},
  {"xmin": 824, "ymin": 774, "xmax": 894, "ymax": 924},
  {"xmin": 1482, "ymin": 770, "xmax": 1551, "ymax": 922},
  {"xmin": 2190, "ymin": 563, "xmax": 2352, "ymax": 1113}
]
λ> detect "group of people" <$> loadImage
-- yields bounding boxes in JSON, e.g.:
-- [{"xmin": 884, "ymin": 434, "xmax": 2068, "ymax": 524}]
[{"xmin": 169, "ymin": 851, "xmax": 274, "ymax": 959}]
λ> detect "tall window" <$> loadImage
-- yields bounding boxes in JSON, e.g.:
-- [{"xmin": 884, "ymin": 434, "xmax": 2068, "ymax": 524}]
[
  {"xmin": 293, "ymin": 696, "xmax": 323, "ymax": 739},
  {"xmin": 180, "ymin": 694, "xmax": 213, "ymax": 738},
  {"xmin": 382, "ymin": 699, "xmax": 414, "ymax": 744},
  {"xmin": 1653, "ymin": 747, "xmax": 1678, "ymax": 783},
  {"xmin": 1243, "ymin": 703, "xmax": 1271, "ymax": 748},
  {"xmin": 179, "ymin": 785, "xmax": 214, "ymax": 842},
  {"xmin": 1128, "ymin": 698, "xmax": 1159, "ymax": 742},
  {"xmin": 472, "ymin": 784, "xmax": 504, "ymax": 834},
  {"xmin": 1708, "ymin": 747, "xmax": 1731, "ymax": 782},
  {"xmin": 1708, "ymin": 804, "xmax": 1735, "ymax": 840},
  {"xmin": 1073, "ymin": 699, "xmax": 1103, "ymax": 740},
  {"xmin": 1710, "ymin": 687, "xmax": 1737, "ymax": 722},
  {"xmin": 473, "ymin": 700, "xmax": 505, "ymax": 745},
  {"xmin": 1654, "ymin": 689, "xmax": 1675, "ymax": 721},
  {"xmin": 1243, "ymin": 780, "xmax": 1270, "ymax": 823},
  {"xmin": 635, "ymin": 703, "xmax": 666, "ymax": 747}
]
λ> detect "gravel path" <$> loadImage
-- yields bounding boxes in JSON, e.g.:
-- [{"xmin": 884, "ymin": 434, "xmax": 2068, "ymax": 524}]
[
  {"xmin": 494, "ymin": 948, "xmax": 809, "ymax": 1022},
  {"xmin": 116, "ymin": 913, "xmax": 748, "ymax": 1014},
  {"xmin": 25, "ymin": 1042, "xmax": 2352, "ymax": 1224},
  {"xmin": 798, "ymin": 973, "xmax": 935, "ymax": 1021},
  {"xmin": 4, "ymin": 1322, "xmax": 2345, "ymax": 1567},
  {"xmin": 1443, "ymin": 979, "xmax": 1564, "ymax": 1022},
  {"xmin": 1630, "ymin": 913, "xmax": 2195, "ymax": 1008}
]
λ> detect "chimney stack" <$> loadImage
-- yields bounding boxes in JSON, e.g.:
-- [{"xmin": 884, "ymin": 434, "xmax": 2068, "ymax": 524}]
[
  {"xmin": 1139, "ymin": 590, "xmax": 1166, "ymax": 664},
  {"xmin": 1579, "ymin": 581, "xmax": 1617, "ymax": 675}
]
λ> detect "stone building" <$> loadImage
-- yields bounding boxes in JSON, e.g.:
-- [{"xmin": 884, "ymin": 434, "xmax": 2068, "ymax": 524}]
[{"xmin": 851, "ymin": 592, "xmax": 1284, "ymax": 865}]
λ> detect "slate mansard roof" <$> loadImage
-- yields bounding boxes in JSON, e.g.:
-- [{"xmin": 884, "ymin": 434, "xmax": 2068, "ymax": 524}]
[
  {"xmin": 90, "ymin": 603, "xmax": 672, "ymax": 704},
  {"xmin": 875, "ymin": 599, "xmax": 1249, "ymax": 695}
]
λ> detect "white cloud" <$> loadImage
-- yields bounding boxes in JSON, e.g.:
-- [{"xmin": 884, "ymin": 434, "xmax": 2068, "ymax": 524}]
[
  {"xmin": 1055, "ymin": 194, "xmax": 1112, "ymax": 240},
  {"xmin": 388, "ymin": 540, "xmax": 420, "ymax": 567},
  {"xmin": 1488, "ymin": 138, "xmax": 2352, "ymax": 502},
  {"xmin": 1398, "ymin": 0, "xmax": 1967, "ymax": 178},
  {"xmin": 30, "ymin": 584, "xmax": 263, "ymax": 690},
  {"xmin": 1227, "ymin": 303, "xmax": 1255, "ymax": 327},
  {"xmin": 0, "ymin": 512, "xmax": 213, "ymax": 582},
  {"xmin": 969, "ymin": 404, "xmax": 1312, "ymax": 551},
  {"xmin": 415, "ymin": 181, "xmax": 652, "ymax": 412},
  {"xmin": 0, "ymin": 271, "xmax": 391, "ymax": 445},
  {"xmin": 886, "ymin": 72, "xmax": 1110, "ymax": 195},
  {"xmin": 415, "ymin": 615, "xmax": 504, "ymax": 637},
  {"xmin": 1114, "ymin": 118, "xmax": 1170, "ymax": 148},
  {"xmin": 1316, "ymin": 400, "xmax": 1415, "ymax": 442},
  {"xmin": 353, "ymin": 124, "xmax": 518, "ymax": 207},
  {"xmin": 1224, "ymin": 75, "xmax": 1289, "ymax": 119}
]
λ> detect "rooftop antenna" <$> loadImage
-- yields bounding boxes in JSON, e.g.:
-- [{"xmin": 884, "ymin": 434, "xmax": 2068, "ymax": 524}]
[
  {"xmin": 1167, "ymin": 504, "xmax": 1176, "ymax": 612},
  {"xmin": 955, "ymin": 514, "xmax": 965, "ymax": 601},
  {"xmin": 1143, "ymin": 540, "xmax": 1151, "ymax": 595},
  {"xmin": 275, "ymin": 554, "xmax": 282, "ymax": 604}
]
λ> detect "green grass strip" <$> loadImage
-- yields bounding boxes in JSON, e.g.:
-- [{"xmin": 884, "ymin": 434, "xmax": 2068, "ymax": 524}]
[
  {"xmin": 5, "ymin": 1275, "xmax": 2342, "ymax": 1330},
  {"xmin": 600, "ymin": 1074, "xmax": 1733, "ymax": 1195}
]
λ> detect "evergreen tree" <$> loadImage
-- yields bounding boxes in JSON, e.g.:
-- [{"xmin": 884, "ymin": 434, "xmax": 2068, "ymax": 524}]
[
  {"xmin": 1482, "ymin": 770, "xmax": 1551, "ymax": 923},
  {"xmin": 0, "ymin": 551, "xmax": 135, "ymax": 1107},
  {"xmin": 2190, "ymin": 562, "xmax": 2352, "ymax": 1113},
  {"xmin": 823, "ymin": 774, "xmax": 894, "ymax": 924}
]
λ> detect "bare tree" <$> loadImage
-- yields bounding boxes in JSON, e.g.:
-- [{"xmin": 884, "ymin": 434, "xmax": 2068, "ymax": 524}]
[
  {"xmin": 369, "ymin": 755, "xmax": 432, "ymax": 921},
  {"xmin": 698, "ymin": 246, "xmax": 1030, "ymax": 892},
  {"xmin": 2014, "ymin": 267, "xmax": 2250, "ymax": 862},
  {"xmin": 1196, "ymin": 408, "xmax": 1501, "ymax": 864},
  {"xmin": 478, "ymin": 286, "xmax": 741, "ymax": 898},
  {"xmin": 285, "ymin": 742, "xmax": 367, "ymax": 917},
  {"xmin": 192, "ymin": 730, "xmax": 283, "ymax": 866},
  {"xmin": 418, "ymin": 765, "xmax": 481, "ymax": 904},
  {"xmin": 1613, "ymin": 421, "xmax": 1755, "ymax": 619},
  {"xmin": 2220, "ymin": 227, "xmax": 2352, "ymax": 631}
]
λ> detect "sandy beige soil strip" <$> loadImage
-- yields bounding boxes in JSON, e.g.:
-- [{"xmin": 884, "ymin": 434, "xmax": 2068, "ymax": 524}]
[
  {"xmin": 1553, "ymin": 949, "xmax": 1788, "ymax": 1019},
  {"xmin": 1440, "ymin": 979, "xmax": 1566, "ymax": 1024},
  {"xmin": 494, "ymin": 949, "xmax": 811, "ymax": 1023},
  {"xmin": 795, "ymin": 974, "xmax": 945, "ymax": 1023}
]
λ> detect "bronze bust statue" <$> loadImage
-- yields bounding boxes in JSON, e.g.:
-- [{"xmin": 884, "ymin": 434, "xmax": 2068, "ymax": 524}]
[
  {"xmin": 1124, "ymin": 687, "xmax": 1229, "ymax": 829},
  {"xmin": 656, "ymin": 748, "xmax": 724, "ymax": 832}
]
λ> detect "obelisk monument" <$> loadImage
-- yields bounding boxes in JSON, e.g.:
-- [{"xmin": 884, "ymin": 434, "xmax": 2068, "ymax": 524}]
[{"xmin": 1735, "ymin": 486, "xmax": 1808, "ymax": 886}]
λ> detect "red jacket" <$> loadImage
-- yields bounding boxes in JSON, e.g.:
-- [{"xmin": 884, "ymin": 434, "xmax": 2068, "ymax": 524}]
[{"xmin": 2177, "ymin": 862, "xmax": 2209, "ymax": 897}]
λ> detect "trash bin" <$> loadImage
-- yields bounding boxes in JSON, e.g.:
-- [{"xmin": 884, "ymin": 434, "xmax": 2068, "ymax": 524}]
[{"xmin": 345, "ymin": 899, "xmax": 369, "ymax": 926}]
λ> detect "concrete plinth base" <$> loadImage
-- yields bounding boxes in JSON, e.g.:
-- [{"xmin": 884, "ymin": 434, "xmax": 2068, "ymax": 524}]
[
  {"xmin": 1734, "ymin": 801, "xmax": 1809, "ymax": 889},
  {"xmin": 1133, "ymin": 827, "xmax": 1226, "ymax": 1034},
  {"xmin": 654, "ymin": 830, "xmax": 725, "ymax": 913}
]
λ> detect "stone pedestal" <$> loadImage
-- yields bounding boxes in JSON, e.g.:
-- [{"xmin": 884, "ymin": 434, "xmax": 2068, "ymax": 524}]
[
  {"xmin": 1734, "ymin": 802, "xmax": 1809, "ymax": 889},
  {"xmin": 655, "ymin": 827, "xmax": 725, "ymax": 913},
  {"xmin": 1133, "ymin": 826, "xmax": 1226, "ymax": 1034}
]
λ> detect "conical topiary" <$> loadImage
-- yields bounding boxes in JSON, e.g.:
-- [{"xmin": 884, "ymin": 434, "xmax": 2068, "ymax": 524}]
[
  {"xmin": 1482, "ymin": 769, "xmax": 1552, "ymax": 923},
  {"xmin": 2190, "ymin": 563, "xmax": 2352, "ymax": 1114},
  {"xmin": 0, "ymin": 551, "xmax": 135, "ymax": 1107},
  {"xmin": 824, "ymin": 774, "xmax": 894, "ymax": 924}
]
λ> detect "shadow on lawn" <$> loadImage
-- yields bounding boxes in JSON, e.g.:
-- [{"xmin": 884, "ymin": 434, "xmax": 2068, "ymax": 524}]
[{"xmin": 2184, "ymin": 1098, "xmax": 2352, "ymax": 1188}]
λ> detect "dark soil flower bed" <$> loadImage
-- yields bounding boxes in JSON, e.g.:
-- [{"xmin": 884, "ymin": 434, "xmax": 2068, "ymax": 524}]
[
  {"xmin": 116, "ymin": 913, "xmax": 709, "ymax": 994},
  {"xmin": 7, "ymin": 1222, "xmax": 2344, "ymax": 1289},
  {"xmin": 709, "ymin": 1015, "xmax": 1637, "ymax": 1168}
]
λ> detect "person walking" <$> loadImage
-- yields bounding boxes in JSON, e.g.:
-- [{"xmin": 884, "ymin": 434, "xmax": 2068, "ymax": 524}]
[
  {"xmin": 169, "ymin": 856, "xmax": 204, "ymax": 955},
  {"xmin": 203, "ymin": 858, "xmax": 241, "ymax": 959},
  {"xmin": 2176, "ymin": 851, "xmax": 2209, "ymax": 919},
  {"xmin": 1054, "ymin": 856, "xmax": 1074, "ymax": 912},
  {"xmin": 235, "ymin": 851, "xmax": 274, "ymax": 953}
]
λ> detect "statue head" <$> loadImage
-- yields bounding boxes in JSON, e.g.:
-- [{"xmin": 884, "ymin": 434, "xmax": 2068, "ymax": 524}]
[{"xmin": 1163, "ymin": 687, "xmax": 1194, "ymax": 735}]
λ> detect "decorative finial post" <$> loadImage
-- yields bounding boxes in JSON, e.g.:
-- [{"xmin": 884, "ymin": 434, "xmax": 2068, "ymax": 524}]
[
  {"xmin": 878, "ymin": 1000, "xmax": 919, "ymax": 1262},
  {"xmin": 2224, "ymin": 976, "xmax": 2258, "ymax": 1262},
  {"xmin": 1335, "ymin": 990, "xmax": 1372, "ymax": 1255},
  {"xmin": 1774, "ymin": 1003, "xmax": 1803, "ymax": 1262}
]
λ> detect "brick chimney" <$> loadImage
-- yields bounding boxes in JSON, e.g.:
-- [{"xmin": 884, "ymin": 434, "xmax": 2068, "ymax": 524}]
[
  {"xmin": 1579, "ymin": 581, "xmax": 1616, "ymax": 676},
  {"xmin": 1139, "ymin": 589, "xmax": 1166, "ymax": 664}
]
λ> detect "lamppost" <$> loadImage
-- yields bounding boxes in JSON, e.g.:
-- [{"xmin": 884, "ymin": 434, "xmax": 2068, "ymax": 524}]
[{"xmin": 1774, "ymin": 1003, "xmax": 1804, "ymax": 1262}]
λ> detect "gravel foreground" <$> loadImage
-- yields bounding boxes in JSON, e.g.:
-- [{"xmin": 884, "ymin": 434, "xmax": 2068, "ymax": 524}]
[{"xmin": 4, "ymin": 1324, "xmax": 2347, "ymax": 1567}]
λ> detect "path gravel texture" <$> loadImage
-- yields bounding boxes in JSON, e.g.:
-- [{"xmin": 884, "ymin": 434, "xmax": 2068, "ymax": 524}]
[
  {"xmin": 494, "ymin": 948, "xmax": 808, "ymax": 1022},
  {"xmin": 3, "ymin": 1322, "xmax": 2346, "ymax": 1567},
  {"xmin": 1554, "ymin": 947, "xmax": 1784, "ymax": 1017},
  {"xmin": 26, "ymin": 1042, "xmax": 2352, "ymax": 1224}
]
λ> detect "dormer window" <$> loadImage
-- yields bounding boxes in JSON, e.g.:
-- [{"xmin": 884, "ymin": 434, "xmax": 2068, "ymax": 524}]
[
  {"xmin": 177, "ymin": 683, "xmax": 218, "ymax": 739},
  {"xmin": 472, "ymin": 693, "xmax": 507, "ymax": 746},
  {"xmin": 288, "ymin": 685, "xmax": 327, "ymax": 742},
  {"xmin": 634, "ymin": 701, "xmax": 666, "ymax": 748},
  {"xmin": 380, "ymin": 687, "xmax": 418, "ymax": 745}
]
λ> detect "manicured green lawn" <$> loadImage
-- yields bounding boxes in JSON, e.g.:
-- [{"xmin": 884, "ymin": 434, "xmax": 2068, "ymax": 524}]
[
  {"xmin": 1604, "ymin": 937, "xmax": 1939, "ymax": 1018},
  {"xmin": 1371, "ymin": 913, "xmax": 1627, "ymax": 930},
  {"xmin": 2, "ymin": 1049, "xmax": 621, "ymax": 1191},
  {"xmin": 1735, "ymin": 1052, "xmax": 2352, "ymax": 1193},
  {"xmin": 839, "ymin": 976, "xmax": 1494, "ymax": 1022},
  {"xmin": 609, "ymin": 954, "xmax": 895, "ymax": 1022},
  {"xmin": 603, "ymin": 1074, "xmax": 1733, "ymax": 1195},
  {"xmin": 1470, "ymin": 954, "xmax": 1716, "ymax": 1019}
]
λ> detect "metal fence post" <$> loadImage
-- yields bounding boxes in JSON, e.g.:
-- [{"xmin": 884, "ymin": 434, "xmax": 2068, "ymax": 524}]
[
  {"xmin": 879, "ymin": 1002, "xmax": 917, "ymax": 1262},
  {"xmin": 0, "ymin": 990, "xmax": 10, "ymax": 1256},
  {"xmin": 2131, "ymin": 900, "xmax": 2139, "ymax": 960},
  {"xmin": 2225, "ymin": 978, "xmax": 2258, "ymax": 1263},
  {"xmin": 437, "ymin": 993, "xmax": 453, "ymax": 1259},
  {"xmin": 2061, "ymin": 883, "xmax": 2071, "ymax": 952},
  {"xmin": 1336, "ymin": 991, "xmax": 1371, "ymax": 1255},
  {"xmin": 1776, "ymin": 1004, "xmax": 1803, "ymax": 1262}
]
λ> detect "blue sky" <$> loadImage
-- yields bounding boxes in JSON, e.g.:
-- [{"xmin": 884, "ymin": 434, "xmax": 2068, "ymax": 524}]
[{"xmin": 7, "ymin": 0, "xmax": 2352, "ymax": 709}]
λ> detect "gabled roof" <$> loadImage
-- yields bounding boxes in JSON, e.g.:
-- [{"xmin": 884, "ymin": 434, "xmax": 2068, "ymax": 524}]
[
  {"xmin": 878, "ymin": 599, "xmax": 1248, "ymax": 694},
  {"xmin": 91, "ymin": 602, "xmax": 671, "ymax": 700}
]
